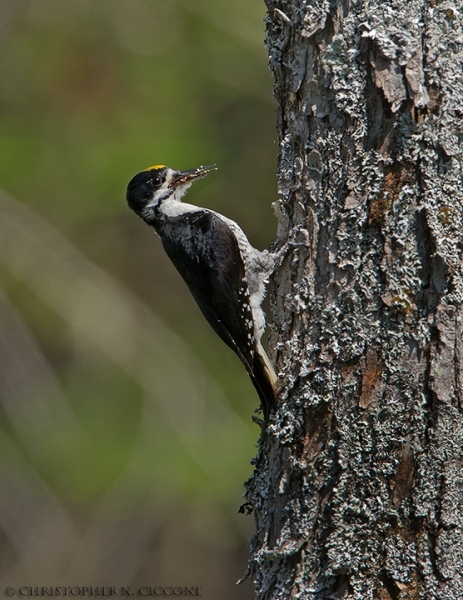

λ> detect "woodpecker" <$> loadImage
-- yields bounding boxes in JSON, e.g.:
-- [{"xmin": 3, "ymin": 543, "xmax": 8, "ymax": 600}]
[{"xmin": 126, "ymin": 164, "xmax": 277, "ymax": 419}]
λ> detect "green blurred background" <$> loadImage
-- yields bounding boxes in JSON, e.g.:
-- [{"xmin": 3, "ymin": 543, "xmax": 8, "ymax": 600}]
[{"xmin": 0, "ymin": 0, "xmax": 277, "ymax": 597}]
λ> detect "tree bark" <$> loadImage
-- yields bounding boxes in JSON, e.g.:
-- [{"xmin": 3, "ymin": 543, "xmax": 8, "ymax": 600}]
[{"xmin": 245, "ymin": 1, "xmax": 463, "ymax": 598}]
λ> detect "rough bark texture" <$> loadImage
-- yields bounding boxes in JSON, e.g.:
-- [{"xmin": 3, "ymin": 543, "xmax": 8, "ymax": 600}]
[{"xmin": 245, "ymin": 1, "xmax": 463, "ymax": 598}]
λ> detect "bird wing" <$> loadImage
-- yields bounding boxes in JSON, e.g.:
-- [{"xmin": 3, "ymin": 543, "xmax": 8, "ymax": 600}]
[{"xmin": 160, "ymin": 210, "xmax": 256, "ymax": 372}]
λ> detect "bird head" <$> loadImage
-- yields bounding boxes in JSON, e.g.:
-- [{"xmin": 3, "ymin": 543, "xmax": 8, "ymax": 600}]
[{"xmin": 126, "ymin": 164, "xmax": 217, "ymax": 219}]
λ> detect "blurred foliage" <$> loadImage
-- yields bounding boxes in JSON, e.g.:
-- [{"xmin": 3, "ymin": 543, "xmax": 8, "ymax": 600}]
[{"xmin": 0, "ymin": 0, "xmax": 276, "ymax": 594}]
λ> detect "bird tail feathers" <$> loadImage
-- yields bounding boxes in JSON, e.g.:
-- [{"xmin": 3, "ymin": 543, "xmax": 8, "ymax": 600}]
[{"xmin": 250, "ymin": 343, "xmax": 277, "ymax": 420}]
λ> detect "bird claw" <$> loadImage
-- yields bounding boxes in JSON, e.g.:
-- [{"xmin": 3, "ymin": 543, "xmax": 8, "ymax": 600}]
[{"xmin": 269, "ymin": 226, "xmax": 309, "ymax": 272}]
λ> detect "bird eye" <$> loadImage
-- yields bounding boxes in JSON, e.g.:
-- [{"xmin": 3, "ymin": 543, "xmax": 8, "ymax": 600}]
[{"xmin": 151, "ymin": 176, "xmax": 162, "ymax": 186}]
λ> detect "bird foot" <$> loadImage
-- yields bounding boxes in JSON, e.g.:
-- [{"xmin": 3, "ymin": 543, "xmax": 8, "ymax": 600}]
[{"xmin": 269, "ymin": 226, "xmax": 309, "ymax": 273}]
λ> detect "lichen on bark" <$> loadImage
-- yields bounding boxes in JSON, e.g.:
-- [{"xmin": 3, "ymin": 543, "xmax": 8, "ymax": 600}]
[{"xmin": 244, "ymin": 1, "xmax": 463, "ymax": 598}]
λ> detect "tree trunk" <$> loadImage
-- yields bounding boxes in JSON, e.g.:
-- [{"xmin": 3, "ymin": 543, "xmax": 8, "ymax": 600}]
[{"xmin": 245, "ymin": 1, "xmax": 463, "ymax": 598}]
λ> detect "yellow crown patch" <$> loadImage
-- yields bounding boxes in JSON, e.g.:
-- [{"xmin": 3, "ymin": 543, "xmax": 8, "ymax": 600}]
[{"xmin": 143, "ymin": 164, "xmax": 166, "ymax": 172}]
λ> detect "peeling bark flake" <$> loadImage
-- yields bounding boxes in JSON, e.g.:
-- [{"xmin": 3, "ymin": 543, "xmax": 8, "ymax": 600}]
[
  {"xmin": 371, "ymin": 53, "xmax": 406, "ymax": 113},
  {"xmin": 359, "ymin": 347, "xmax": 383, "ymax": 409}
]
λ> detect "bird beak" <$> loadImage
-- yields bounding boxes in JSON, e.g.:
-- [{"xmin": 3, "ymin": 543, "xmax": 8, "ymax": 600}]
[{"xmin": 169, "ymin": 165, "xmax": 217, "ymax": 188}]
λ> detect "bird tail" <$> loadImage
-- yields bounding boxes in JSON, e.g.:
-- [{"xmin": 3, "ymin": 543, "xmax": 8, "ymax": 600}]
[{"xmin": 250, "ymin": 343, "xmax": 278, "ymax": 420}]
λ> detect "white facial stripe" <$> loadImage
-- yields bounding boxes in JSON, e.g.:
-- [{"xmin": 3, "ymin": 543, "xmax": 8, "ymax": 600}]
[{"xmin": 146, "ymin": 183, "xmax": 168, "ymax": 207}]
